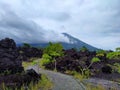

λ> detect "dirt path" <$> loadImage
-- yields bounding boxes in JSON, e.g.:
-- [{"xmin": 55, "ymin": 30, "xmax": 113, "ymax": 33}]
[{"xmin": 27, "ymin": 65, "xmax": 86, "ymax": 90}]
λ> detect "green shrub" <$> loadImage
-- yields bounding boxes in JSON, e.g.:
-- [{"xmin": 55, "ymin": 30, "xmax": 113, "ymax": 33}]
[
  {"xmin": 96, "ymin": 50, "xmax": 106, "ymax": 57},
  {"xmin": 80, "ymin": 46, "xmax": 88, "ymax": 52},
  {"xmin": 91, "ymin": 57, "xmax": 100, "ymax": 63},
  {"xmin": 107, "ymin": 52, "xmax": 120, "ymax": 60},
  {"xmin": 113, "ymin": 63, "xmax": 120, "ymax": 73},
  {"xmin": 40, "ymin": 54, "xmax": 52, "ymax": 68}
]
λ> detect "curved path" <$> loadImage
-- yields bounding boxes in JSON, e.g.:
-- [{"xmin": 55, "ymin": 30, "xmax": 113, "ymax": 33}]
[{"xmin": 27, "ymin": 65, "xmax": 86, "ymax": 90}]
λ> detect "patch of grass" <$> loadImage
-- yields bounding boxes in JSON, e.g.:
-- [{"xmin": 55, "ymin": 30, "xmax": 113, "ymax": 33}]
[
  {"xmin": 22, "ymin": 61, "xmax": 33, "ymax": 69},
  {"xmin": 65, "ymin": 70, "xmax": 87, "ymax": 81},
  {"xmin": 22, "ymin": 58, "xmax": 41, "ymax": 69},
  {"xmin": 38, "ymin": 74, "xmax": 53, "ymax": 90},
  {"xmin": 66, "ymin": 69, "xmax": 91, "ymax": 80},
  {"xmin": 27, "ymin": 74, "xmax": 53, "ymax": 90},
  {"xmin": 86, "ymin": 84, "xmax": 106, "ymax": 90}
]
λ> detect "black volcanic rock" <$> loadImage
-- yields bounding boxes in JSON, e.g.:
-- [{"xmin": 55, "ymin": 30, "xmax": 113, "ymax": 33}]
[
  {"xmin": 18, "ymin": 46, "xmax": 43, "ymax": 60},
  {"xmin": 0, "ymin": 69, "xmax": 41, "ymax": 88},
  {"xmin": 0, "ymin": 38, "xmax": 16, "ymax": 49},
  {"xmin": 0, "ymin": 38, "xmax": 24, "ymax": 74},
  {"xmin": 102, "ymin": 65, "xmax": 112, "ymax": 74},
  {"xmin": 0, "ymin": 38, "xmax": 41, "ymax": 89}
]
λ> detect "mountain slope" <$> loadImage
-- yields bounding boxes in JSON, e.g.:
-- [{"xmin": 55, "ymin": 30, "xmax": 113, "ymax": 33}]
[
  {"xmin": 18, "ymin": 33, "xmax": 98, "ymax": 51},
  {"xmin": 61, "ymin": 33, "xmax": 98, "ymax": 51}
]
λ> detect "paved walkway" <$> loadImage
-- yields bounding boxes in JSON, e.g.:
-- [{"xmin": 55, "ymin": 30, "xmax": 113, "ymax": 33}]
[{"xmin": 27, "ymin": 65, "xmax": 86, "ymax": 90}]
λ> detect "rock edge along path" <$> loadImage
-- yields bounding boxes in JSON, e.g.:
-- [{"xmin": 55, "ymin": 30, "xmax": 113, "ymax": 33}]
[
  {"xmin": 83, "ymin": 78, "xmax": 120, "ymax": 90},
  {"xmin": 27, "ymin": 65, "xmax": 86, "ymax": 90}
]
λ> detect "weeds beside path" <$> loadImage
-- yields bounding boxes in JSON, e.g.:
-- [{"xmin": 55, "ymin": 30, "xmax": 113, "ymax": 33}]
[{"xmin": 27, "ymin": 65, "xmax": 86, "ymax": 90}]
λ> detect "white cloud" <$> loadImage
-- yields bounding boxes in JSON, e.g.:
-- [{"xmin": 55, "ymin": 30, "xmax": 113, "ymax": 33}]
[{"xmin": 0, "ymin": 0, "xmax": 120, "ymax": 50}]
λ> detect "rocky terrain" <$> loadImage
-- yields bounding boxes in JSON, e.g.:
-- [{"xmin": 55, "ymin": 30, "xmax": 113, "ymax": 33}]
[
  {"xmin": 0, "ymin": 37, "xmax": 120, "ymax": 90},
  {"xmin": 44, "ymin": 48, "xmax": 120, "ymax": 81},
  {"xmin": 0, "ymin": 38, "xmax": 41, "ymax": 89}
]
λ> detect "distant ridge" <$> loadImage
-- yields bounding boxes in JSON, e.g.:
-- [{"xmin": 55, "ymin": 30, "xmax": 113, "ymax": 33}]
[
  {"xmin": 62, "ymin": 33, "xmax": 98, "ymax": 51},
  {"xmin": 17, "ymin": 33, "xmax": 98, "ymax": 51}
]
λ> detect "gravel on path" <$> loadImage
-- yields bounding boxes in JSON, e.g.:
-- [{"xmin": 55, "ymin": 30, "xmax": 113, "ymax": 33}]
[{"xmin": 27, "ymin": 65, "xmax": 86, "ymax": 90}]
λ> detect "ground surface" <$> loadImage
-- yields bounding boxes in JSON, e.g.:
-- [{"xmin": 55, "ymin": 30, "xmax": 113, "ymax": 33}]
[{"xmin": 27, "ymin": 65, "xmax": 86, "ymax": 90}]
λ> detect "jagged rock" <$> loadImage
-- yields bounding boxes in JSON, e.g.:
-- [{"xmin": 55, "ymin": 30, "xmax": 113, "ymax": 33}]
[
  {"xmin": 18, "ymin": 46, "xmax": 43, "ymax": 60},
  {"xmin": 0, "ymin": 70, "xmax": 41, "ymax": 88},
  {"xmin": 0, "ymin": 38, "xmax": 16, "ymax": 49},
  {"xmin": 26, "ymin": 69, "xmax": 41, "ymax": 82},
  {"xmin": 102, "ymin": 65, "xmax": 112, "ymax": 74},
  {"xmin": 0, "ymin": 38, "xmax": 24, "ymax": 74}
]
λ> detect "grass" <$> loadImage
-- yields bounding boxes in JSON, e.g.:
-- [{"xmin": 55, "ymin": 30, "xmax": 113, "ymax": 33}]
[
  {"xmin": 28, "ymin": 74, "xmax": 53, "ymax": 90},
  {"xmin": 86, "ymin": 84, "xmax": 106, "ymax": 90},
  {"xmin": 21, "ymin": 58, "xmax": 53, "ymax": 90},
  {"xmin": 65, "ymin": 70, "xmax": 90, "ymax": 81},
  {"xmin": 22, "ymin": 58, "xmax": 41, "ymax": 69}
]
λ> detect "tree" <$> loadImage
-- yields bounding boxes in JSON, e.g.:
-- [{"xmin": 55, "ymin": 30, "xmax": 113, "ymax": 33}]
[
  {"xmin": 80, "ymin": 46, "xmax": 88, "ymax": 52},
  {"xmin": 23, "ymin": 43, "xmax": 31, "ymax": 48},
  {"xmin": 81, "ymin": 57, "xmax": 100, "ymax": 78},
  {"xmin": 40, "ymin": 54, "xmax": 52, "ymax": 68},
  {"xmin": 43, "ymin": 42, "xmax": 64, "ymax": 70}
]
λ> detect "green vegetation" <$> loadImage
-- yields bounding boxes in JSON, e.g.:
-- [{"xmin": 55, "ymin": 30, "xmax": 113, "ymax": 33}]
[
  {"xmin": 44, "ymin": 42, "xmax": 64, "ymax": 56},
  {"xmin": 107, "ymin": 52, "xmax": 120, "ymax": 60},
  {"xmin": 81, "ymin": 57, "xmax": 100, "ymax": 78},
  {"xmin": 65, "ymin": 70, "xmax": 86, "ymax": 81},
  {"xmin": 41, "ymin": 42, "xmax": 64, "ymax": 70},
  {"xmin": 96, "ymin": 50, "xmax": 106, "ymax": 57},
  {"xmin": 23, "ymin": 43, "xmax": 31, "ymax": 48},
  {"xmin": 113, "ymin": 63, "xmax": 120, "ymax": 73},
  {"xmin": 86, "ymin": 84, "xmax": 106, "ymax": 90},
  {"xmin": 106, "ymin": 47, "xmax": 120, "ymax": 60},
  {"xmin": 40, "ymin": 54, "xmax": 52, "ymax": 68},
  {"xmin": 91, "ymin": 57, "xmax": 100, "ymax": 63},
  {"xmin": 65, "ymin": 57, "xmax": 101, "ymax": 81},
  {"xmin": 80, "ymin": 46, "xmax": 88, "ymax": 52}
]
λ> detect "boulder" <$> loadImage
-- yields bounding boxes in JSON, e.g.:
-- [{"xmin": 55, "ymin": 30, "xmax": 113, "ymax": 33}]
[
  {"xmin": 102, "ymin": 65, "xmax": 112, "ymax": 74},
  {"xmin": 0, "ymin": 38, "xmax": 24, "ymax": 74},
  {"xmin": 18, "ymin": 46, "xmax": 43, "ymax": 60}
]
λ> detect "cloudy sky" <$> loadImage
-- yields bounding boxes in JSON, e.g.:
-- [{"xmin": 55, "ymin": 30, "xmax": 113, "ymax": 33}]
[{"xmin": 0, "ymin": 0, "xmax": 120, "ymax": 50}]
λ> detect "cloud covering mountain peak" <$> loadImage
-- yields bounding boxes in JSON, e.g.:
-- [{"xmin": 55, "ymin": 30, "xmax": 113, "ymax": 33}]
[
  {"xmin": 0, "ymin": 0, "xmax": 120, "ymax": 50},
  {"xmin": 0, "ymin": 4, "xmax": 69, "ymax": 43}
]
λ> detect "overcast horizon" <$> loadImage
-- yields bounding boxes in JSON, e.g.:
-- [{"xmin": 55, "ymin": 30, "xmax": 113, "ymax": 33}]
[{"xmin": 0, "ymin": 0, "xmax": 120, "ymax": 50}]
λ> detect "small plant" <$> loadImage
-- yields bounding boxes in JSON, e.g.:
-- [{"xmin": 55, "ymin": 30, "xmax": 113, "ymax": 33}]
[
  {"xmin": 86, "ymin": 84, "xmax": 106, "ymax": 90},
  {"xmin": 113, "ymin": 63, "xmax": 120, "ymax": 73},
  {"xmin": 80, "ymin": 57, "xmax": 100, "ymax": 78}
]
